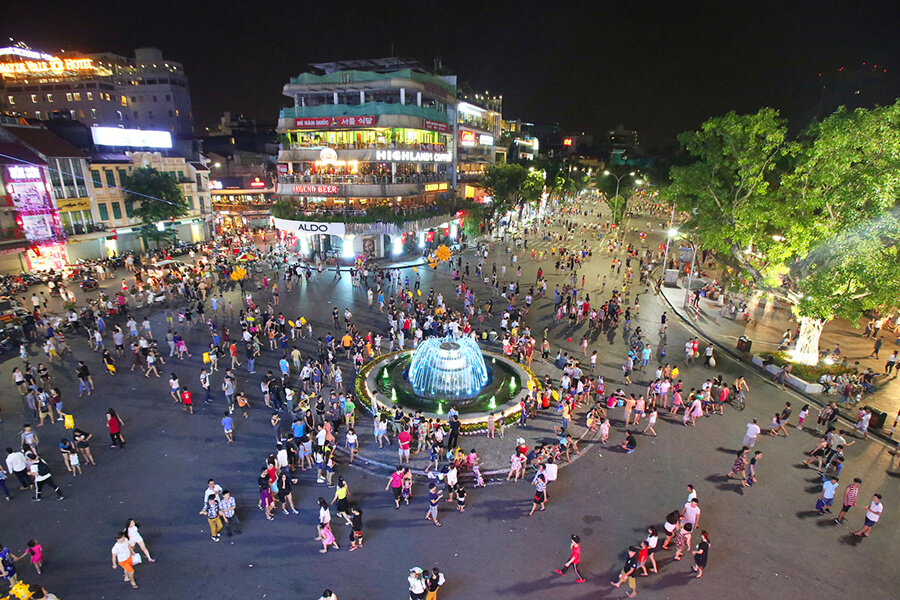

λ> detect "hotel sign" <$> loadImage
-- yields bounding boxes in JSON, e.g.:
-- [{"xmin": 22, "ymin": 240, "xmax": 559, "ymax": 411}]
[
  {"xmin": 293, "ymin": 184, "xmax": 339, "ymax": 195},
  {"xmin": 295, "ymin": 116, "xmax": 376, "ymax": 128},
  {"xmin": 375, "ymin": 150, "xmax": 452, "ymax": 163},
  {"xmin": 0, "ymin": 57, "xmax": 94, "ymax": 75}
]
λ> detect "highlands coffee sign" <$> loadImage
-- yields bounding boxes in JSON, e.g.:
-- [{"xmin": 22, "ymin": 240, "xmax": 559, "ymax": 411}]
[
  {"xmin": 375, "ymin": 150, "xmax": 452, "ymax": 163},
  {"xmin": 273, "ymin": 217, "xmax": 346, "ymax": 236}
]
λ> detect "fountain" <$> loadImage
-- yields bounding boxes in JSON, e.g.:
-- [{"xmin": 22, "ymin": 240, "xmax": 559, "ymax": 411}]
[
  {"xmin": 408, "ymin": 337, "xmax": 489, "ymax": 400},
  {"xmin": 362, "ymin": 335, "xmax": 531, "ymax": 420}
]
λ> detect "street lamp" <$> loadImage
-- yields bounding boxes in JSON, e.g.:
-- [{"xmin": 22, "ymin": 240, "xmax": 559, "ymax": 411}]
[{"xmin": 603, "ymin": 171, "xmax": 636, "ymax": 228}]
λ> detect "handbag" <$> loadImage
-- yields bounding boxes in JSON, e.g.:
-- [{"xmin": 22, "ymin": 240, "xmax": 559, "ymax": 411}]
[
  {"xmin": 709, "ymin": 357, "xmax": 716, "ymax": 367},
  {"xmin": 131, "ymin": 553, "xmax": 142, "ymax": 565}
]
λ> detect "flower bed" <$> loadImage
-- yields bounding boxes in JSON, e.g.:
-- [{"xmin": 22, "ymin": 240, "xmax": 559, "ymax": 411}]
[{"xmin": 755, "ymin": 351, "xmax": 857, "ymax": 383}]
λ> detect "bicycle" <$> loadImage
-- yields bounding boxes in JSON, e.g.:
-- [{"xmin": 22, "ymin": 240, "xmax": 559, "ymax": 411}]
[{"xmin": 731, "ymin": 388, "xmax": 746, "ymax": 411}]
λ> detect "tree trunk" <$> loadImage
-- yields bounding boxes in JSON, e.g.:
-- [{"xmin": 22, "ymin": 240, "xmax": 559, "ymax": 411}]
[{"xmin": 794, "ymin": 316, "xmax": 824, "ymax": 366}]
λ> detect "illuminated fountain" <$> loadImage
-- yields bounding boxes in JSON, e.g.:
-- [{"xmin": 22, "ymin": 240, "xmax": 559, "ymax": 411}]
[
  {"xmin": 408, "ymin": 337, "xmax": 489, "ymax": 400},
  {"xmin": 364, "ymin": 335, "xmax": 530, "ymax": 417}
]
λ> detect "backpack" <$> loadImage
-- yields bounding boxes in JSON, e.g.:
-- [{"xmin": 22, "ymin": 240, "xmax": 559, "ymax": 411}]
[{"xmin": 37, "ymin": 459, "xmax": 50, "ymax": 477}]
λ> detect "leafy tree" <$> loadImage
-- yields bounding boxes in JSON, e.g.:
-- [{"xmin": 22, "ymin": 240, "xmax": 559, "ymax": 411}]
[
  {"xmin": 596, "ymin": 168, "xmax": 639, "ymax": 225},
  {"xmin": 482, "ymin": 163, "xmax": 529, "ymax": 214},
  {"xmin": 121, "ymin": 167, "xmax": 189, "ymax": 247},
  {"xmin": 666, "ymin": 105, "xmax": 900, "ymax": 364}
]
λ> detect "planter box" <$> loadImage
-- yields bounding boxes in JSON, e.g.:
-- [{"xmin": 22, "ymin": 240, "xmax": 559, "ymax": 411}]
[{"xmin": 751, "ymin": 355, "xmax": 824, "ymax": 394}]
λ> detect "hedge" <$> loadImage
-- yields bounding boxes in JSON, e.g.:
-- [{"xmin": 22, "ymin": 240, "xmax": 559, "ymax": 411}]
[{"xmin": 759, "ymin": 351, "xmax": 857, "ymax": 383}]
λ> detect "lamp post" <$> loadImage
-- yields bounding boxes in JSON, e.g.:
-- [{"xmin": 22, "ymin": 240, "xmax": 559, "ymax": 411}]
[
  {"xmin": 662, "ymin": 201, "xmax": 677, "ymax": 271},
  {"xmin": 603, "ymin": 170, "xmax": 636, "ymax": 229}
]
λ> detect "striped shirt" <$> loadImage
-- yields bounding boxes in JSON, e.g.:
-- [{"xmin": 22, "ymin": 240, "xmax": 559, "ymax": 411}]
[{"xmin": 843, "ymin": 485, "xmax": 859, "ymax": 507}]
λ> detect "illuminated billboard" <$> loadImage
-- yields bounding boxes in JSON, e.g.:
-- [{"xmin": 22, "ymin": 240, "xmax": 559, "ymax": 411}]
[{"xmin": 91, "ymin": 127, "xmax": 173, "ymax": 149}]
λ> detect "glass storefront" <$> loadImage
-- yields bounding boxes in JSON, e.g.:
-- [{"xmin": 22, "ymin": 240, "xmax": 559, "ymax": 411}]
[{"xmin": 285, "ymin": 128, "xmax": 448, "ymax": 151}]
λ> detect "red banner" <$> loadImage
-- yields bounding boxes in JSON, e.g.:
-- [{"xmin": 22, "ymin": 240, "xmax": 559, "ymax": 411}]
[
  {"xmin": 294, "ymin": 116, "xmax": 375, "ymax": 128},
  {"xmin": 423, "ymin": 119, "xmax": 449, "ymax": 133}
]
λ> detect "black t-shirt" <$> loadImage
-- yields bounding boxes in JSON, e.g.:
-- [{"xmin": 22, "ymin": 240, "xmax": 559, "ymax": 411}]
[
  {"xmin": 450, "ymin": 420, "xmax": 460, "ymax": 435},
  {"xmin": 781, "ymin": 407, "xmax": 792, "ymax": 420},
  {"xmin": 623, "ymin": 555, "xmax": 638, "ymax": 574},
  {"xmin": 351, "ymin": 513, "xmax": 362, "ymax": 532}
]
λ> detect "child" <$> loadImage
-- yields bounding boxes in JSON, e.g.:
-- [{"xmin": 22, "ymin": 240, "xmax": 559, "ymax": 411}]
[
  {"xmin": 14, "ymin": 539, "xmax": 42, "ymax": 574},
  {"xmin": 599, "ymin": 419, "xmax": 611, "ymax": 445},
  {"xmin": 472, "ymin": 464, "xmax": 485, "ymax": 488},
  {"xmin": 181, "ymin": 388, "xmax": 193, "ymax": 414},
  {"xmin": 768, "ymin": 413, "xmax": 780, "ymax": 436},
  {"xmin": 317, "ymin": 523, "xmax": 339, "ymax": 553},
  {"xmin": 487, "ymin": 413, "xmax": 496, "ymax": 439},
  {"xmin": 346, "ymin": 427, "xmax": 358, "ymax": 463},
  {"xmin": 643, "ymin": 408, "xmax": 658, "ymax": 437},
  {"xmin": 797, "ymin": 404, "xmax": 810, "ymax": 430},
  {"xmin": 401, "ymin": 475, "xmax": 412, "ymax": 506},
  {"xmin": 69, "ymin": 447, "xmax": 82, "ymax": 476},
  {"xmin": 222, "ymin": 412, "xmax": 234, "ymax": 443},
  {"xmin": 425, "ymin": 442, "xmax": 440, "ymax": 473},
  {"xmin": 236, "ymin": 392, "xmax": 250, "ymax": 419},
  {"xmin": 637, "ymin": 540, "xmax": 650, "ymax": 576},
  {"xmin": 456, "ymin": 485, "xmax": 467, "ymax": 512}
]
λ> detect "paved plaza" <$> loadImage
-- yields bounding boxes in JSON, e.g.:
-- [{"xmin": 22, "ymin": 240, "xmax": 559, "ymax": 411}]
[{"xmin": 0, "ymin": 201, "xmax": 897, "ymax": 600}]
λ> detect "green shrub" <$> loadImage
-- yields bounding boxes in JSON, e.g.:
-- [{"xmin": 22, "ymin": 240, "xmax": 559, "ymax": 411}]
[{"xmin": 758, "ymin": 351, "xmax": 857, "ymax": 383}]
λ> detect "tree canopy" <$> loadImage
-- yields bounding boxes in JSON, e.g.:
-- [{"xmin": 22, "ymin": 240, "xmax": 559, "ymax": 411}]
[
  {"xmin": 664, "ymin": 102, "xmax": 900, "ymax": 361},
  {"xmin": 122, "ymin": 166, "xmax": 189, "ymax": 246}
]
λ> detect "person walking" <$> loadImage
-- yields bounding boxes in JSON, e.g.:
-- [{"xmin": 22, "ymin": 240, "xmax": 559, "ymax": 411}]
[
  {"xmin": 742, "ymin": 419, "xmax": 761, "ymax": 448},
  {"xmin": 126, "ymin": 520, "xmax": 155, "ymax": 562},
  {"xmin": 200, "ymin": 494, "xmax": 224, "ymax": 542},
  {"xmin": 852, "ymin": 493, "xmax": 883, "ymax": 537},
  {"xmin": 29, "ymin": 453, "xmax": 64, "ymax": 501},
  {"xmin": 425, "ymin": 566, "xmax": 444, "ymax": 600},
  {"xmin": 554, "ymin": 534, "xmax": 586, "ymax": 583},
  {"xmin": 610, "ymin": 545, "xmax": 639, "ymax": 597},
  {"xmin": 425, "ymin": 483, "xmax": 442, "ymax": 527},
  {"xmin": 107, "ymin": 409, "xmax": 125, "ymax": 449},
  {"xmin": 691, "ymin": 531, "xmax": 710, "ymax": 578},
  {"xmin": 835, "ymin": 478, "xmax": 861, "ymax": 524},
  {"xmin": 111, "ymin": 531, "xmax": 139, "ymax": 589}
]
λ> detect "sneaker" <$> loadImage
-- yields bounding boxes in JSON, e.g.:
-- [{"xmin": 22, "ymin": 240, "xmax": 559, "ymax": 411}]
[
  {"xmin": 576, "ymin": 578, "xmax": 587, "ymax": 583},
  {"xmin": 316, "ymin": 478, "xmax": 326, "ymax": 484},
  {"xmin": 57, "ymin": 496, "xmax": 65, "ymax": 500},
  {"xmin": 282, "ymin": 509, "xmax": 289, "ymax": 515},
  {"xmin": 212, "ymin": 536, "xmax": 220, "ymax": 542},
  {"xmin": 835, "ymin": 518, "xmax": 844, "ymax": 525},
  {"xmin": 31, "ymin": 497, "xmax": 41, "ymax": 502},
  {"xmin": 555, "ymin": 569, "xmax": 564, "ymax": 575},
  {"xmin": 291, "ymin": 509, "xmax": 299, "ymax": 514}
]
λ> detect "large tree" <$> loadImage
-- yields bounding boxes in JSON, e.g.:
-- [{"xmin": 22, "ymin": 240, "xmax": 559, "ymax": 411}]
[
  {"xmin": 666, "ymin": 104, "xmax": 900, "ymax": 364},
  {"xmin": 122, "ymin": 167, "xmax": 189, "ymax": 247},
  {"xmin": 596, "ymin": 168, "xmax": 640, "ymax": 225},
  {"xmin": 482, "ymin": 163, "xmax": 529, "ymax": 215}
]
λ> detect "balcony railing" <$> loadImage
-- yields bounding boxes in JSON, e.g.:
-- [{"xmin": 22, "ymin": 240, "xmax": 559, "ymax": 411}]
[{"xmin": 279, "ymin": 173, "xmax": 446, "ymax": 186}]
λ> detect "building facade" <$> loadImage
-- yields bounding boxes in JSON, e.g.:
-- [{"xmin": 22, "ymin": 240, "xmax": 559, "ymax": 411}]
[
  {"xmin": 274, "ymin": 58, "xmax": 460, "ymax": 258},
  {"xmin": 456, "ymin": 94, "xmax": 502, "ymax": 182},
  {"xmin": 1, "ymin": 44, "xmax": 193, "ymax": 136}
]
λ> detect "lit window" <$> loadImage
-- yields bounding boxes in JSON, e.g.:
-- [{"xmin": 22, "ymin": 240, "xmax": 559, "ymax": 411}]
[
  {"xmin": 7, "ymin": 96, "xmax": 14, "ymax": 105},
  {"xmin": 87, "ymin": 92, "xmax": 93, "ymax": 100},
  {"xmin": 74, "ymin": 92, "xmax": 81, "ymax": 101},
  {"xmin": 30, "ymin": 94, "xmax": 37, "ymax": 103},
  {"xmin": 47, "ymin": 94, "xmax": 54, "ymax": 103},
  {"xmin": 91, "ymin": 108, "xmax": 98, "ymax": 119},
  {"xmin": 35, "ymin": 111, "xmax": 41, "ymax": 119},
  {"xmin": 121, "ymin": 96, "xmax": 127, "ymax": 106},
  {"xmin": 66, "ymin": 93, "xmax": 73, "ymax": 101},
  {"xmin": 117, "ymin": 111, "xmax": 123, "ymax": 120}
]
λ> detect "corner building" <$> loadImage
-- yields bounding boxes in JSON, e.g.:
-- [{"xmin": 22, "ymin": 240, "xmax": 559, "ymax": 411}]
[{"xmin": 274, "ymin": 58, "xmax": 459, "ymax": 259}]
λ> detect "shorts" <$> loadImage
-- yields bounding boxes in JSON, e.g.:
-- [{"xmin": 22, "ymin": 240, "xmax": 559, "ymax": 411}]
[
  {"xmin": 347, "ymin": 442, "xmax": 357, "ymax": 450},
  {"xmin": 864, "ymin": 517, "xmax": 877, "ymax": 527},
  {"xmin": 841, "ymin": 504, "xmax": 854, "ymax": 513},
  {"xmin": 119, "ymin": 557, "xmax": 134, "ymax": 573},
  {"xmin": 224, "ymin": 429, "xmax": 233, "ymax": 434},
  {"xmin": 392, "ymin": 486, "xmax": 402, "ymax": 500},
  {"xmin": 534, "ymin": 490, "xmax": 546, "ymax": 504}
]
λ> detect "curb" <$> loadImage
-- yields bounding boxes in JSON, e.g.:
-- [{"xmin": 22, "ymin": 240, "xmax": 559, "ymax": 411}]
[{"xmin": 655, "ymin": 287, "xmax": 897, "ymax": 446}]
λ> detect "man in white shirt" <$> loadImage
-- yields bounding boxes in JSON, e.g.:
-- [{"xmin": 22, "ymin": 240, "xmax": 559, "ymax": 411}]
[
  {"xmin": 204, "ymin": 479, "xmax": 223, "ymax": 503},
  {"xmin": 680, "ymin": 498, "xmax": 701, "ymax": 529},
  {"xmin": 743, "ymin": 419, "xmax": 762, "ymax": 447},
  {"xmin": 853, "ymin": 493, "xmax": 883, "ymax": 537},
  {"xmin": 5, "ymin": 447, "xmax": 30, "ymax": 489},
  {"xmin": 544, "ymin": 458, "xmax": 559, "ymax": 484},
  {"xmin": 111, "ymin": 531, "xmax": 139, "ymax": 589},
  {"xmin": 686, "ymin": 484, "xmax": 698, "ymax": 503}
]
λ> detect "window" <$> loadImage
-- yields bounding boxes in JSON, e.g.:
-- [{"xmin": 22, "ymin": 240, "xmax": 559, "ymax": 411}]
[
  {"xmin": 90, "ymin": 170, "xmax": 102, "ymax": 188},
  {"xmin": 188, "ymin": 196, "xmax": 194, "ymax": 210},
  {"xmin": 117, "ymin": 169, "xmax": 128, "ymax": 184},
  {"xmin": 165, "ymin": 94, "xmax": 171, "ymax": 102},
  {"xmin": 47, "ymin": 94, "xmax": 53, "ymax": 103},
  {"xmin": 124, "ymin": 200, "xmax": 134, "ymax": 218},
  {"xmin": 87, "ymin": 92, "xmax": 93, "ymax": 100},
  {"xmin": 91, "ymin": 108, "xmax": 98, "ymax": 119},
  {"xmin": 120, "ymin": 96, "xmax": 127, "ymax": 106},
  {"xmin": 98, "ymin": 203, "xmax": 109, "ymax": 220},
  {"xmin": 74, "ymin": 92, "xmax": 81, "ymax": 101},
  {"xmin": 175, "ymin": 109, "xmax": 180, "ymax": 117},
  {"xmin": 8, "ymin": 95, "xmax": 15, "ymax": 105},
  {"xmin": 152, "ymin": 96, "xmax": 157, "ymax": 102},
  {"xmin": 148, "ymin": 111, "xmax": 153, "ymax": 119},
  {"xmin": 105, "ymin": 170, "xmax": 116, "ymax": 187},
  {"xmin": 35, "ymin": 111, "xmax": 41, "ymax": 119},
  {"xmin": 66, "ymin": 93, "xmax": 73, "ymax": 101},
  {"xmin": 117, "ymin": 111, "xmax": 123, "ymax": 120},
  {"xmin": 131, "ymin": 96, "xmax": 136, "ymax": 103},
  {"xmin": 30, "ymin": 94, "xmax": 37, "ymax": 103},
  {"xmin": 111, "ymin": 202, "xmax": 122, "ymax": 219}
]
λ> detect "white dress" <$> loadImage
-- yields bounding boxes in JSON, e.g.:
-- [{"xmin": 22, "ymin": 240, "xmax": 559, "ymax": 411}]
[{"xmin": 127, "ymin": 525, "xmax": 144, "ymax": 545}]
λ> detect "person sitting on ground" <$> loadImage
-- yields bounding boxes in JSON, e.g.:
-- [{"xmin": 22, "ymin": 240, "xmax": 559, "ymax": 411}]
[{"xmin": 621, "ymin": 430, "xmax": 637, "ymax": 454}]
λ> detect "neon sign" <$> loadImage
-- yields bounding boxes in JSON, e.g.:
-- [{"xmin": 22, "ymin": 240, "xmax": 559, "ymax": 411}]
[
  {"xmin": 460, "ymin": 131, "xmax": 476, "ymax": 147},
  {"xmin": 0, "ymin": 57, "xmax": 94, "ymax": 75},
  {"xmin": 293, "ymin": 185, "xmax": 338, "ymax": 194},
  {"xmin": 375, "ymin": 150, "xmax": 452, "ymax": 163},
  {"xmin": 6, "ymin": 165, "xmax": 42, "ymax": 181},
  {"xmin": 250, "ymin": 177, "xmax": 266, "ymax": 188},
  {"xmin": 424, "ymin": 182, "xmax": 449, "ymax": 192}
]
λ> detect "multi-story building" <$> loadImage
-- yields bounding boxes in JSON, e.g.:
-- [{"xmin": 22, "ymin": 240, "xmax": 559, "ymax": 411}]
[
  {"xmin": 0, "ymin": 119, "xmax": 67, "ymax": 272},
  {"xmin": 1, "ymin": 44, "xmax": 193, "ymax": 136},
  {"xmin": 274, "ymin": 58, "xmax": 460, "ymax": 258},
  {"xmin": 208, "ymin": 164, "xmax": 274, "ymax": 233},
  {"xmin": 456, "ymin": 92, "xmax": 502, "ymax": 183}
]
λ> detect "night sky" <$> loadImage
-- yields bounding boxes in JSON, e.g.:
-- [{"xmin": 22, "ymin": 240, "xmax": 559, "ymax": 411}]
[{"xmin": 4, "ymin": 0, "xmax": 900, "ymax": 145}]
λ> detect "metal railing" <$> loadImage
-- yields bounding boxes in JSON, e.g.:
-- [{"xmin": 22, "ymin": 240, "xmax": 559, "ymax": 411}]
[{"xmin": 279, "ymin": 173, "xmax": 446, "ymax": 185}]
